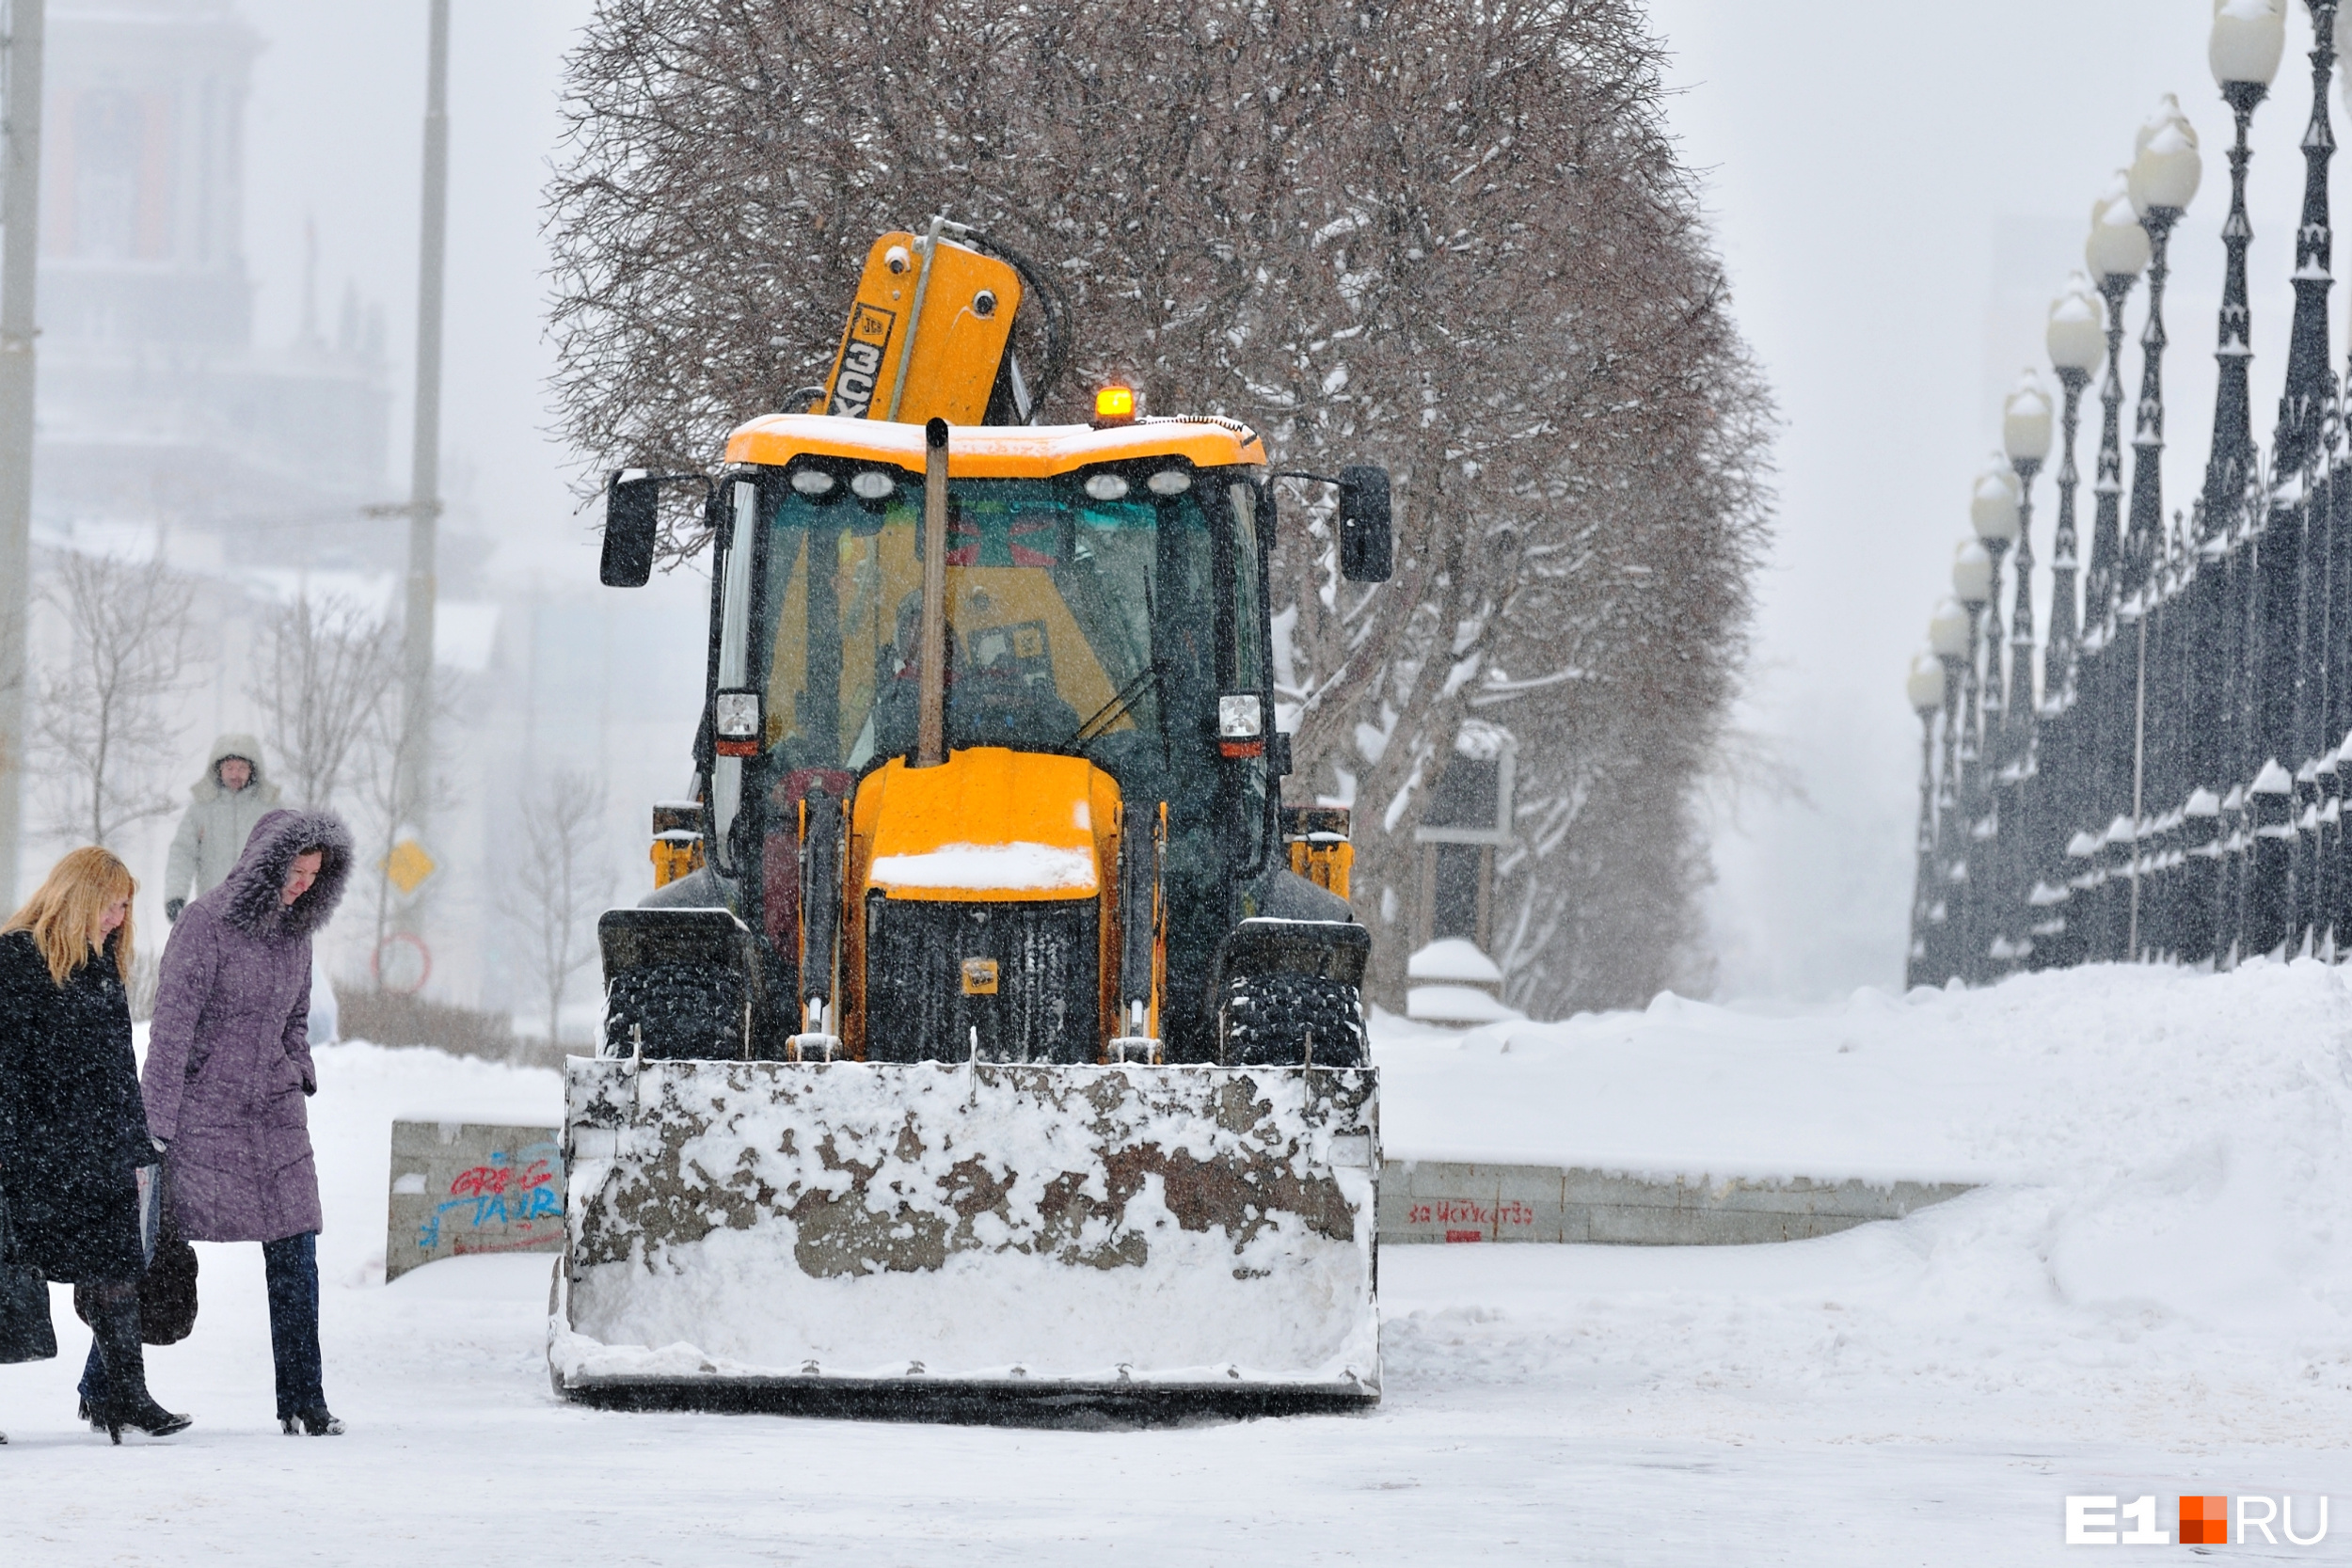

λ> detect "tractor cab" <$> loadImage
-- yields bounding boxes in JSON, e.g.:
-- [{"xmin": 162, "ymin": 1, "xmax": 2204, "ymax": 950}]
[{"xmin": 611, "ymin": 411, "xmax": 1367, "ymax": 1064}]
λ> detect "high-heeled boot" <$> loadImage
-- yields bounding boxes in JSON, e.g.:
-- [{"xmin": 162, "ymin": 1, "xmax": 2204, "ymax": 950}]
[{"xmin": 88, "ymin": 1283, "xmax": 190, "ymax": 1443}]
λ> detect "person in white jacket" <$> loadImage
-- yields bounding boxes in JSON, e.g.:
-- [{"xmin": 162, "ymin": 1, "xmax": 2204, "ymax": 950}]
[
  {"xmin": 159, "ymin": 736, "xmax": 341, "ymax": 1046},
  {"xmin": 162, "ymin": 735, "xmax": 282, "ymax": 923}
]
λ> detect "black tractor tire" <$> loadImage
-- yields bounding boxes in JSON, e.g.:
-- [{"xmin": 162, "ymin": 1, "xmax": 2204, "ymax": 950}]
[
  {"xmin": 1219, "ymin": 972, "xmax": 1367, "ymax": 1069},
  {"xmin": 603, "ymin": 964, "xmax": 745, "ymax": 1060}
]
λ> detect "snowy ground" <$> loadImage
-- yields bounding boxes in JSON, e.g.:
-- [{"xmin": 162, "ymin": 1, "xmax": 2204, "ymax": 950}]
[{"xmin": 7, "ymin": 962, "xmax": 2352, "ymax": 1563}]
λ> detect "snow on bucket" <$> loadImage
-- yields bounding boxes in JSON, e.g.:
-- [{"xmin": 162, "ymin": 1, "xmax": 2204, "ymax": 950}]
[{"xmin": 551, "ymin": 1058, "xmax": 1380, "ymax": 1398}]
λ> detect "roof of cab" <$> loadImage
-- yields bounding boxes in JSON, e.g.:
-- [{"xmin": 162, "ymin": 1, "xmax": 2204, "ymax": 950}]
[{"xmin": 724, "ymin": 413, "xmax": 1266, "ymax": 475}]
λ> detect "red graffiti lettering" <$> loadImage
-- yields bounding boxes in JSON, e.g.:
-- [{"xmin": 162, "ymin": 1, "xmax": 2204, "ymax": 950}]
[
  {"xmin": 1406, "ymin": 1196, "xmax": 1537, "ymax": 1232},
  {"xmin": 449, "ymin": 1164, "xmax": 509, "ymax": 1197}
]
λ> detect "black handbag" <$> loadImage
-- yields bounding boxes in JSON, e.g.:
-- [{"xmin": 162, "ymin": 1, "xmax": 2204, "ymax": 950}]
[
  {"xmin": 70, "ymin": 1162, "xmax": 198, "ymax": 1346},
  {"xmin": 138, "ymin": 1163, "xmax": 198, "ymax": 1346},
  {"xmin": 0, "ymin": 1180, "xmax": 58, "ymax": 1366}
]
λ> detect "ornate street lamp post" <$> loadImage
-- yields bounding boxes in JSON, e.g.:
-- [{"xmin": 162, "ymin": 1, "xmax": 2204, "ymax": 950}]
[
  {"xmin": 1927, "ymin": 597, "xmax": 1974, "ymax": 983},
  {"xmin": 2287, "ymin": 0, "xmax": 2342, "ymax": 949},
  {"xmin": 2122, "ymin": 96, "xmax": 2202, "ymax": 958},
  {"xmin": 2190, "ymin": 1, "xmax": 2287, "ymax": 962},
  {"xmin": 2035, "ymin": 276, "xmax": 2107, "ymax": 968},
  {"xmin": 1953, "ymin": 536, "xmax": 1997, "ymax": 981},
  {"xmin": 2084, "ymin": 176, "xmax": 2153, "ymax": 960},
  {"xmin": 2314, "ymin": 3, "xmax": 2352, "ymax": 958},
  {"xmin": 2045, "ymin": 277, "xmax": 2107, "ymax": 705},
  {"xmin": 2124, "ymin": 99, "xmax": 2202, "ymax": 585},
  {"xmin": 2204, "ymin": 0, "xmax": 2285, "ymax": 520},
  {"xmin": 1995, "ymin": 374, "xmax": 2054, "ymax": 967},
  {"xmin": 2243, "ymin": 2, "xmax": 2339, "ymax": 956},
  {"xmin": 1907, "ymin": 649, "xmax": 1952, "ymax": 989}
]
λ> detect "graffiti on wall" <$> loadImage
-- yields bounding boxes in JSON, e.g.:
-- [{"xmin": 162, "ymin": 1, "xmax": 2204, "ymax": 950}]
[
  {"xmin": 418, "ymin": 1141, "xmax": 564, "ymax": 1252},
  {"xmin": 386, "ymin": 1121, "xmax": 565, "ymax": 1281}
]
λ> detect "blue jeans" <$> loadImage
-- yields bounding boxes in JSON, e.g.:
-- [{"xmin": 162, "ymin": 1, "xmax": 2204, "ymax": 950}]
[
  {"xmin": 262, "ymin": 1231, "xmax": 325, "ymax": 1418},
  {"xmin": 81, "ymin": 1230, "xmax": 326, "ymax": 1419}
]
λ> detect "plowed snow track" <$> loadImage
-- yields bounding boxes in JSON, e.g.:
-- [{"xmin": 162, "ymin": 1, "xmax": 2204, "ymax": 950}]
[{"xmin": 8, "ymin": 961, "xmax": 2351, "ymax": 1564}]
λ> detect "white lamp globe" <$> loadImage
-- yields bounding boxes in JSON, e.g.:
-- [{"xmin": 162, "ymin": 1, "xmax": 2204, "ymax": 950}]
[
  {"xmin": 1970, "ymin": 464, "xmax": 2022, "ymax": 545},
  {"xmin": 1953, "ymin": 540, "xmax": 1994, "ymax": 607},
  {"xmin": 1908, "ymin": 651, "xmax": 1947, "ymax": 714},
  {"xmin": 2211, "ymin": 0, "xmax": 2286, "ymax": 87},
  {"xmin": 2003, "ymin": 371, "xmax": 2055, "ymax": 465},
  {"xmin": 1930, "ymin": 598, "xmax": 1973, "ymax": 662},
  {"xmin": 2129, "ymin": 97, "xmax": 2202, "ymax": 214},
  {"xmin": 2088, "ymin": 176, "xmax": 2153, "ymax": 278},
  {"xmin": 2047, "ymin": 274, "xmax": 2106, "ymax": 374}
]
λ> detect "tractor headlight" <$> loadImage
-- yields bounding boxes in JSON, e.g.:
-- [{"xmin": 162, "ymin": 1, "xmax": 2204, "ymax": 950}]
[
  {"xmin": 790, "ymin": 467, "xmax": 838, "ymax": 497},
  {"xmin": 713, "ymin": 689, "xmax": 764, "ymax": 757},
  {"xmin": 1217, "ymin": 694, "xmax": 1265, "ymax": 759},
  {"xmin": 1145, "ymin": 467, "xmax": 1192, "ymax": 496},
  {"xmin": 850, "ymin": 469, "xmax": 898, "ymax": 500},
  {"xmin": 1083, "ymin": 472, "xmax": 1131, "ymax": 501}
]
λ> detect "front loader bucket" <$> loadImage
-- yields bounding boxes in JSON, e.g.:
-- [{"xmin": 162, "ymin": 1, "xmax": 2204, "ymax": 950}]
[{"xmin": 549, "ymin": 1058, "xmax": 1379, "ymax": 1413}]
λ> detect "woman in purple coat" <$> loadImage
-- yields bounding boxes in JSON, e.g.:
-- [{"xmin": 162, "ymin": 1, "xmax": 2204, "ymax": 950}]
[{"xmin": 141, "ymin": 807, "xmax": 353, "ymax": 1436}]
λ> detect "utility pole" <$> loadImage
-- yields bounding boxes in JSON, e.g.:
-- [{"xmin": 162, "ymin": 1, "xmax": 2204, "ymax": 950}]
[
  {"xmin": 393, "ymin": 0, "xmax": 449, "ymax": 936},
  {"xmin": 0, "ymin": 0, "xmax": 46, "ymax": 911}
]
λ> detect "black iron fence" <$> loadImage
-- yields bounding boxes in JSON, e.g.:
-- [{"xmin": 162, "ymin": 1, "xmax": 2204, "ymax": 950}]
[{"xmin": 1910, "ymin": 2, "xmax": 2352, "ymax": 984}]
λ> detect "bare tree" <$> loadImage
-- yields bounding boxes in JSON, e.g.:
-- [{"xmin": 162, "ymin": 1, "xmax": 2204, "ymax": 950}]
[
  {"xmin": 501, "ymin": 768, "xmax": 612, "ymax": 1048},
  {"xmin": 34, "ymin": 549, "xmax": 197, "ymax": 847},
  {"xmin": 354, "ymin": 664, "xmax": 466, "ymax": 979},
  {"xmin": 546, "ymin": 0, "xmax": 1774, "ymax": 1014},
  {"xmin": 246, "ymin": 593, "xmax": 401, "ymax": 812}
]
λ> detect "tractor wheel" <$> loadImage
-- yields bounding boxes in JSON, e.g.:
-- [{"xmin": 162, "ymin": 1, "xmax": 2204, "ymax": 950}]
[
  {"xmin": 603, "ymin": 964, "xmax": 745, "ymax": 1059},
  {"xmin": 1219, "ymin": 971, "xmax": 1367, "ymax": 1069}
]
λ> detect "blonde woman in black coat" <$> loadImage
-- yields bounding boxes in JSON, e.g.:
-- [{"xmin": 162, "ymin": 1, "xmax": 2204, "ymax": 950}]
[{"xmin": 0, "ymin": 847, "xmax": 190, "ymax": 1442}]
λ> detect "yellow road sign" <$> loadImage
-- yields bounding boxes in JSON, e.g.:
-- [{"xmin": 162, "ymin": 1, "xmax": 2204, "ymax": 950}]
[{"xmin": 382, "ymin": 838, "xmax": 438, "ymax": 896}]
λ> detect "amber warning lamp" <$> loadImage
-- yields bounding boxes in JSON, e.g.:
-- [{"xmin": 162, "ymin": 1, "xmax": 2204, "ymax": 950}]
[{"xmin": 1092, "ymin": 384, "xmax": 1136, "ymax": 427}]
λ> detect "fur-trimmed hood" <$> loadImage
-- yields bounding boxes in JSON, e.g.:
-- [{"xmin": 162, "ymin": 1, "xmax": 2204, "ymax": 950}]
[{"xmin": 215, "ymin": 807, "xmax": 354, "ymax": 942}]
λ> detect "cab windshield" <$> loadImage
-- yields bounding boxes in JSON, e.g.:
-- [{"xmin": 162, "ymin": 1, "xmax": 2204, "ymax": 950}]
[{"xmin": 755, "ymin": 470, "xmax": 1233, "ymax": 787}]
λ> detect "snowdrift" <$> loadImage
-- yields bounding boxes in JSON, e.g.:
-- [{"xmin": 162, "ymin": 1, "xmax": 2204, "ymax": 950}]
[{"xmin": 1376, "ymin": 959, "xmax": 2352, "ymax": 1446}]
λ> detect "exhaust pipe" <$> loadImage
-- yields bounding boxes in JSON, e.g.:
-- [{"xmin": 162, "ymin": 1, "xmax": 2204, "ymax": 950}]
[{"xmin": 916, "ymin": 416, "xmax": 950, "ymax": 767}]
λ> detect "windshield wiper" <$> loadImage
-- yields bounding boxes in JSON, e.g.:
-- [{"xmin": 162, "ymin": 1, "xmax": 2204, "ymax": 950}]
[{"xmin": 1069, "ymin": 667, "xmax": 1160, "ymax": 749}]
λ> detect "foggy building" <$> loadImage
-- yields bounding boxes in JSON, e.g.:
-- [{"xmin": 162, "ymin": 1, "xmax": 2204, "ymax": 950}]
[{"xmin": 35, "ymin": 0, "xmax": 391, "ymax": 564}]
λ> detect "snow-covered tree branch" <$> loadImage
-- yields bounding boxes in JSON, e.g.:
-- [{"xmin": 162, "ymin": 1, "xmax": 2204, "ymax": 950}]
[{"xmin": 547, "ymin": 0, "xmax": 1773, "ymax": 1012}]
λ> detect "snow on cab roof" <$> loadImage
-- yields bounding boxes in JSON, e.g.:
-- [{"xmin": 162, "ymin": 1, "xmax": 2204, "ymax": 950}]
[{"xmin": 724, "ymin": 412, "xmax": 1266, "ymax": 476}]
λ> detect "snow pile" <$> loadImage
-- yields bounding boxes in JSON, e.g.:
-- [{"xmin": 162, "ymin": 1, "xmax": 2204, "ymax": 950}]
[
  {"xmin": 870, "ymin": 841, "xmax": 1098, "ymax": 892},
  {"xmin": 1392, "ymin": 944, "xmax": 1524, "ymax": 1029},
  {"xmin": 13, "ymin": 966, "xmax": 2352, "ymax": 1559},
  {"xmin": 1404, "ymin": 939, "xmax": 1522, "ymax": 1025},
  {"xmin": 558, "ymin": 1196, "xmax": 1377, "ymax": 1387},
  {"xmin": 561, "ymin": 1058, "xmax": 1377, "ymax": 1386},
  {"xmin": 1405, "ymin": 985, "xmax": 1520, "ymax": 1025},
  {"xmin": 1406, "ymin": 938, "xmax": 1503, "ymax": 983},
  {"xmin": 1376, "ymin": 958, "xmax": 2352, "ymax": 1448}
]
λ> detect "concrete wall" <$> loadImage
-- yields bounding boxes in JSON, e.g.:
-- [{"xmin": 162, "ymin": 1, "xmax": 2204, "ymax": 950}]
[
  {"xmin": 1378, "ymin": 1158, "xmax": 1976, "ymax": 1246},
  {"xmin": 380, "ymin": 1119, "xmax": 1977, "ymax": 1281},
  {"xmin": 385, "ymin": 1120, "xmax": 565, "ymax": 1282}
]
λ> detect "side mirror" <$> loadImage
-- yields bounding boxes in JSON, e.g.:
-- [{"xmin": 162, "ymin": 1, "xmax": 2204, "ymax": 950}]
[
  {"xmin": 1338, "ymin": 466, "xmax": 1392, "ymax": 582},
  {"xmin": 601, "ymin": 470, "xmax": 660, "ymax": 587}
]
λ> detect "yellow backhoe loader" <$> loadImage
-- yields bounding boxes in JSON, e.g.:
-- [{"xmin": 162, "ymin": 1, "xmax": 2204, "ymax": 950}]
[{"xmin": 549, "ymin": 223, "xmax": 1394, "ymax": 1412}]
